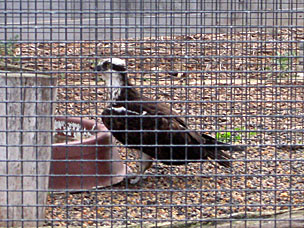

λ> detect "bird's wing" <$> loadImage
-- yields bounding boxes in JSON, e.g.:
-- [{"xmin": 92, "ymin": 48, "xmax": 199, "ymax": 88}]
[
  {"xmin": 102, "ymin": 101, "xmax": 205, "ymax": 146},
  {"xmin": 156, "ymin": 102, "xmax": 207, "ymax": 144}
]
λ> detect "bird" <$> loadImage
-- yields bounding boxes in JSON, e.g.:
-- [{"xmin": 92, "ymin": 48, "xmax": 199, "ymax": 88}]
[{"xmin": 94, "ymin": 58, "xmax": 243, "ymax": 184}]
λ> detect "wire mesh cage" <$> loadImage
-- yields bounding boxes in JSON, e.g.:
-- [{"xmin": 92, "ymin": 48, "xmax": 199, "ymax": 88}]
[{"xmin": 0, "ymin": 0, "xmax": 303, "ymax": 227}]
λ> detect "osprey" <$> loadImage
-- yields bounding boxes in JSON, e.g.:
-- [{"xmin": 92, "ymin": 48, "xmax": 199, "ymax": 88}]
[{"xmin": 95, "ymin": 58, "xmax": 243, "ymax": 184}]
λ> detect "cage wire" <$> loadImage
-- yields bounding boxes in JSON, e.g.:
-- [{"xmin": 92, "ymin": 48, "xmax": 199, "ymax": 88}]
[{"xmin": 0, "ymin": 0, "xmax": 304, "ymax": 227}]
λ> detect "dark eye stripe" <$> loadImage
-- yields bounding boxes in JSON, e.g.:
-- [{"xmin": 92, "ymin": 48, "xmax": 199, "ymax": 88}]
[
  {"xmin": 112, "ymin": 64, "xmax": 126, "ymax": 72},
  {"xmin": 95, "ymin": 62, "xmax": 126, "ymax": 72}
]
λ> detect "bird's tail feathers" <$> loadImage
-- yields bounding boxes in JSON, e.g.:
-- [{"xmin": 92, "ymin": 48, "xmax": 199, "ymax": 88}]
[
  {"xmin": 206, "ymin": 148, "xmax": 231, "ymax": 168},
  {"xmin": 201, "ymin": 133, "xmax": 246, "ymax": 168},
  {"xmin": 202, "ymin": 133, "xmax": 246, "ymax": 152}
]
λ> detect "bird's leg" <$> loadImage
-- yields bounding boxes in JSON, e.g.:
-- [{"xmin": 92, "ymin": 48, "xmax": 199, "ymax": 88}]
[{"xmin": 130, "ymin": 152, "xmax": 153, "ymax": 185}]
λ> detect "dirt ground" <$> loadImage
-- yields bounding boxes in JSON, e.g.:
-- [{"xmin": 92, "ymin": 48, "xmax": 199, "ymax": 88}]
[{"xmin": 6, "ymin": 28, "xmax": 304, "ymax": 226}]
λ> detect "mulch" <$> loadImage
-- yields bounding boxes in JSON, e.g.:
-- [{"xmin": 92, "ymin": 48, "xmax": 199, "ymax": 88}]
[{"xmin": 5, "ymin": 28, "xmax": 304, "ymax": 226}]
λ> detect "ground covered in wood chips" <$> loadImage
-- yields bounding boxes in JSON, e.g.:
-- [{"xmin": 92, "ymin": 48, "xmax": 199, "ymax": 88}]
[{"xmin": 7, "ymin": 29, "xmax": 304, "ymax": 226}]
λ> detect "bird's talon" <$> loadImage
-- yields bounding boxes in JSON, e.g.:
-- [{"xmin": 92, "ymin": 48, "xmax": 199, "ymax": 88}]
[
  {"xmin": 129, "ymin": 176, "xmax": 141, "ymax": 185},
  {"xmin": 125, "ymin": 174, "xmax": 148, "ymax": 184},
  {"xmin": 124, "ymin": 174, "xmax": 140, "ymax": 185}
]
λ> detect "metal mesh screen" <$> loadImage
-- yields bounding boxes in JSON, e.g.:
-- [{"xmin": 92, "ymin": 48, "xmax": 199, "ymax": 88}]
[{"xmin": 0, "ymin": 0, "xmax": 303, "ymax": 227}]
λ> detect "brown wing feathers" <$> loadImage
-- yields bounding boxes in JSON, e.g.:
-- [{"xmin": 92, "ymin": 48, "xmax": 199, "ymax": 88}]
[{"xmin": 102, "ymin": 100, "xmax": 234, "ymax": 167}]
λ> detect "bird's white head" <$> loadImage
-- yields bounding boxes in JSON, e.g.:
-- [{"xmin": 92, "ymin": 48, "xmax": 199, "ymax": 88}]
[
  {"xmin": 95, "ymin": 58, "xmax": 126, "ymax": 87},
  {"xmin": 94, "ymin": 58, "xmax": 127, "ymax": 100}
]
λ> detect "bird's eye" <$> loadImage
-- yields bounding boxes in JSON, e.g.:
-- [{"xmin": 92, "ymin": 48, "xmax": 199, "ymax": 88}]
[
  {"xmin": 103, "ymin": 62, "xmax": 111, "ymax": 70},
  {"xmin": 95, "ymin": 65, "xmax": 102, "ymax": 71}
]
